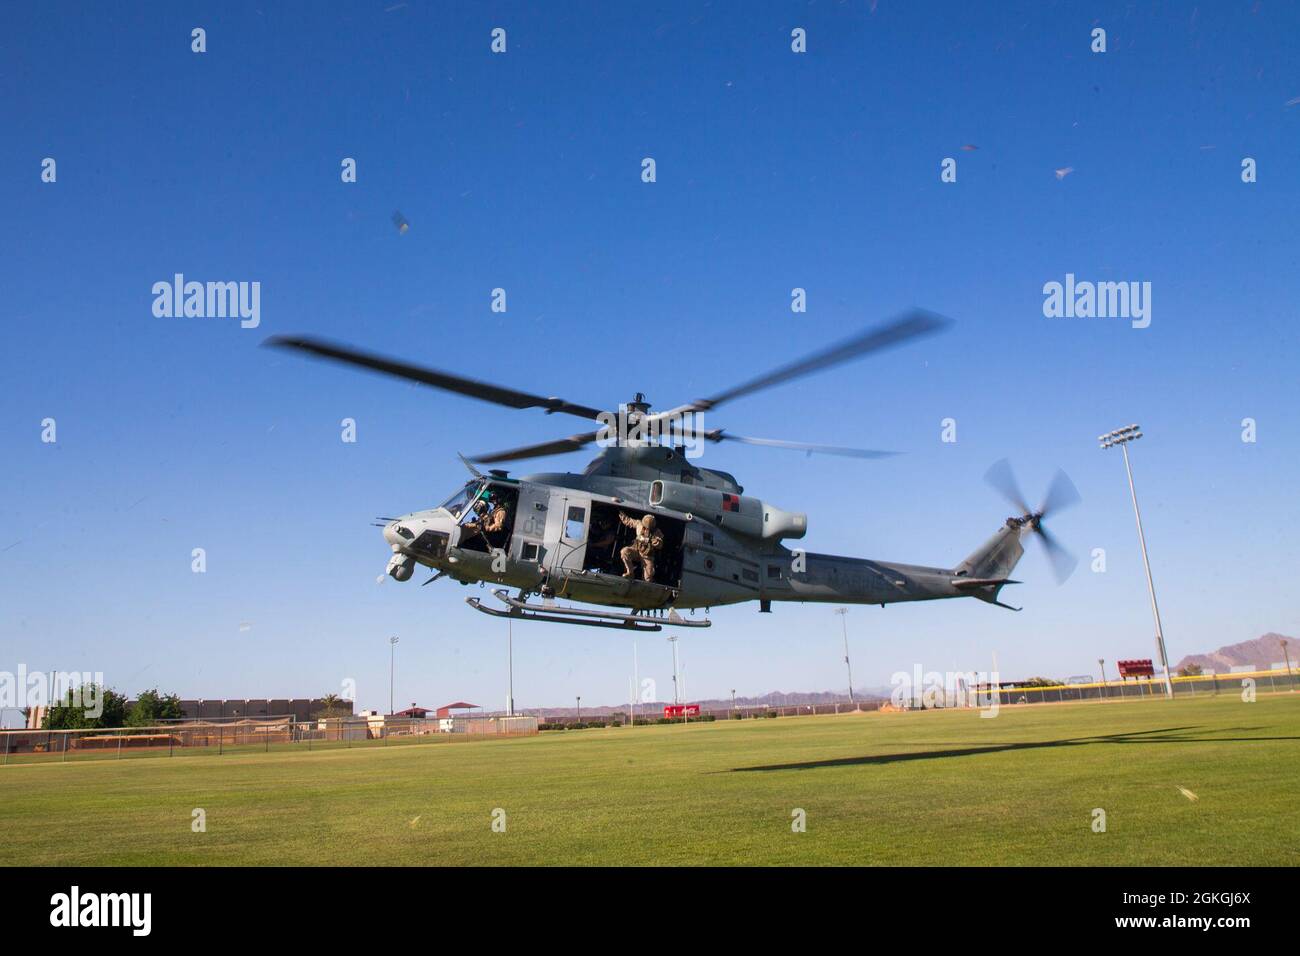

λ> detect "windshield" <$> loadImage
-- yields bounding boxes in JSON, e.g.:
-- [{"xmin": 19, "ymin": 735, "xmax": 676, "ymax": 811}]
[{"xmin": 437, "ymin": 480, "xmax": 485, "ymax": 520}]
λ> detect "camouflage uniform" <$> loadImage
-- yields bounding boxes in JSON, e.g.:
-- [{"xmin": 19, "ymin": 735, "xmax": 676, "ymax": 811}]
[
  {"xmin": 619, "ymin": 512, "xmax": 664, "ymax": 582},
  {"xmin": 482, "ymin": 506, "xmax": 506, "ymax": 533},
  {"xmin": 465, "ymin": 502, "xmax": 506, "ymax": 537}
]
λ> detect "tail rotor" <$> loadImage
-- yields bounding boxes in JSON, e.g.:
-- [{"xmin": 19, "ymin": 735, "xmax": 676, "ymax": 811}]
[{"xmin": 985, "ymin": 459, "xmax": 1080, "ymax": 583}]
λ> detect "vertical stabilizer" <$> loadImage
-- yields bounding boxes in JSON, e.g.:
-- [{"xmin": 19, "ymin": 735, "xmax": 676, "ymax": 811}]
[{"xmin": 956, "ymin": 521, "xmax": 1027, "ymax": 584}]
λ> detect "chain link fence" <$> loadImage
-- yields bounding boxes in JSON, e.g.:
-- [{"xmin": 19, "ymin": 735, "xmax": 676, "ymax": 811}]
[
  {"xmin": 5, "ymin": 669, "xmax": 1293, "ymax": 762},
  {"xmin": 548, "ymin": 669, "xmax": 1299, "ymax": 723},
  {"xmin": 0, "ymin": 714, "xmax": 538, "ymax": 767},
  {"xmin": 980, "ymin": 667, "xmax": 1299, "ymax": 706}
]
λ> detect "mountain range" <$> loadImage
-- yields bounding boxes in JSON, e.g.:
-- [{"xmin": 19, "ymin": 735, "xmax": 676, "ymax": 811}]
[{"xmin": 1173, "ymin": 632, "xmax": 1297, "ymax": 674}]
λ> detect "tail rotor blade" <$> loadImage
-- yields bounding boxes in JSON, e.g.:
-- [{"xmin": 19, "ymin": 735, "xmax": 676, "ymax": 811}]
[
  {"xmin": 984, "ymin": 459, "xmax": 1031, "ymax": 515},
  {"xmin": 986, "ymin": 459, "xmax": 1080, "ymax": 584},
  {"xmin": 1036, "ymin": 524, "xmax": 1078, "ymax": 584},
  {"xmin": 1039, "ymin": 468, "xmax": 1081, "ymax": 517}
]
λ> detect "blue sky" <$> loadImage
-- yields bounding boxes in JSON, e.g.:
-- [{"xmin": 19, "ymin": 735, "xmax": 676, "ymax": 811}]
[{"xmin": 2, "ymin": 1, "xmax": 1298, "ymax": 721}]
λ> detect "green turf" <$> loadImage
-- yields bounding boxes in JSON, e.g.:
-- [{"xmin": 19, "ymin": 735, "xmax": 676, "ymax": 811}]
[{"xmin": 3, "ymin": 694, "xmax": 1297, "ymax": 865}]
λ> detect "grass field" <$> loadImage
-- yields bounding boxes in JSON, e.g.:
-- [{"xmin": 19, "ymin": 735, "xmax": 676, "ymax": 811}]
[{"xmin": 3, "ymin": 694, "xmax": 1297, "ymax": 866}]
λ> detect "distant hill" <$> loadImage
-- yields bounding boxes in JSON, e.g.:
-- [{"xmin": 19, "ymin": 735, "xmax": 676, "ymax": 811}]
[
  {"xmin": 509, "ymin": 688, "xmax": 887, "ymax": 718},
  {"xmin": 1174, "ymin": 632, "xmax": 1297, "ymax": 673}
]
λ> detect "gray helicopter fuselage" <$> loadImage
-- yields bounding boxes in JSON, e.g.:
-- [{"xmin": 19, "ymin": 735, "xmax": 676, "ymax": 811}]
[
  {"xmin": 382, "ymin": 446, "xmax": 1028, "ymax": 613},
  {"xmin": 269, "ymin": 312, "xmax": 1055, "ymax": 625}
]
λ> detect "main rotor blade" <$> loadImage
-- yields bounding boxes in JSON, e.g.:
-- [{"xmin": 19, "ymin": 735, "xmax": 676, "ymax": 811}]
[
  {"xmin": 469, "ymin": 430, "xmax": 603, "ymax": 464},
  {"xmin": 707, "ymin": 432, "xmax": 897, "ymax": 459},
  {"xmin": 685, "ymin": 309, "xmax": 950, "ymax": 413},
  {"xmin": 1038, "ymin": 468, "xmax": 1081, "ymax": 517},
  {"xmin": 264, "ymin": 336, "xmax": 606, "ymax": 421},
  {"xmin": 984, "ymin": 458, "xmax": 1031, "ymax": 515}
]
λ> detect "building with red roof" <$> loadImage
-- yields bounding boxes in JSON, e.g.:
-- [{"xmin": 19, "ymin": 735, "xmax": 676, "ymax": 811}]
[{"xmin": 435, "ymin": 701, "xmax": 480, "ymax": 718}]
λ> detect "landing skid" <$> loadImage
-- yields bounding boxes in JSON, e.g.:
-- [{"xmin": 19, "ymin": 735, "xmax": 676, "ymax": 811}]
[{"xmin": 466, "ymin": 588, "xmax": 711, "ymax": 632}]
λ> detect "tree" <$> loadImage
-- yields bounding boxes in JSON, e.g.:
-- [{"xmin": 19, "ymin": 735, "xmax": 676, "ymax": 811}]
[
  {"xmin": 313, "ymin": 693, "xmax": 351, "ymax": 720},
  {"xmin": 1178, "ymin": 663, "xmax": 1204, "ymax": 677},
  {"xmin": 44, "ymin": 683, "xmax": 127, "ymax": 729},
  {"xmin": 126, "ymin": 689, "xmax": 184, "ymax": 726}
]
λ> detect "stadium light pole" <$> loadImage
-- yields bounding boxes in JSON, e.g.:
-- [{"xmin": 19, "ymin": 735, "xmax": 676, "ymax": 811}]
[
  {"xmin": 668, "ymin": 635, "xmax": 680, "ymax": 705},
  {"xmin": 575, "ymin": 696, "xmax": 581, "ymax": 722},
  {"xmin": 834, "ymin": 607, "xmax": 856, "ymax": 707},
  {"xmin": 388, "ymin": 635, "xmax": 399, "ymax": 715},
  {"xmin": 506, "ymin": 620, "xmax": 514, "ymax": 717},
  {"xmin": 1099, "ymin": 424, "xmax": 1173, "ymax": 698}
]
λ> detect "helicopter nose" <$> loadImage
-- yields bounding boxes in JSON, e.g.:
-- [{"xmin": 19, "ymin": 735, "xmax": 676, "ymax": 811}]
[
  {"xmin": 383, "ymin": 513, "xmax": 457, "ymax": 552},
  {"xmin": 384, "ymin": 517, "xmax": 425, "ymax": 550}
]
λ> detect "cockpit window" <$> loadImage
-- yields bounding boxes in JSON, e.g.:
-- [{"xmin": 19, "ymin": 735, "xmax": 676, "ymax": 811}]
[{"xmin": 437, "ymin": 481, "xmax": 484, "ymax": 519}]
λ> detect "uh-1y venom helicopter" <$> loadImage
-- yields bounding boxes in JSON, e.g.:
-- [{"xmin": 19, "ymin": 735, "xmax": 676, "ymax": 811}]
[{"xmin": 266, "ymin": 309, "xmax": 1078, "ymax": 632}]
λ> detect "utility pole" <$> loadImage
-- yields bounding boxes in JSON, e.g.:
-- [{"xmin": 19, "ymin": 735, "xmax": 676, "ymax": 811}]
[
  {"xmin": 388, "ymin": 635, "xmax": 399, "ymax": 714},
  {"xmin": 1100, "ymin": 425, "xmax": 1173, "ymax": 698},
  {"xmin": 575, "ymin": 696, "xmax": 581, "ymax": 723},
  {"xmin": 834, "ymin": 607, "xmax": 856, "ymax": 707}
]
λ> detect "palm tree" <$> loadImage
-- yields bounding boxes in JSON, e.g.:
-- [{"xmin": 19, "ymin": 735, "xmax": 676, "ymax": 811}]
[{"xmin": 313, "ymin": 693, "xmax": 349, "ymax": 719}]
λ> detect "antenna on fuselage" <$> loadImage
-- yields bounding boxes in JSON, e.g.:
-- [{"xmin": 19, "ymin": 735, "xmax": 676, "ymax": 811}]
[{"xmin": 457, "ymin": 453, "xmax": 483, "ymax": 478}]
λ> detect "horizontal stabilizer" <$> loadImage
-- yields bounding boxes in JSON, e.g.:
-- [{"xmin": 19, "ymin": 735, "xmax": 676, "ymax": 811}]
[{"xmin": 951, "ymin": 577, "xmax": 1020, "ymax": 590}]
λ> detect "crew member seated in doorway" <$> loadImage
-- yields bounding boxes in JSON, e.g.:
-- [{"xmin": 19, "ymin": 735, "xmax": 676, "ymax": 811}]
[
  {"xmin": 618, "ymin": 512, "xmax": 664, "ymax": 582},
  {"xmin": 464, "ymin": 491, "xmax": 507, "ymax": 543}
]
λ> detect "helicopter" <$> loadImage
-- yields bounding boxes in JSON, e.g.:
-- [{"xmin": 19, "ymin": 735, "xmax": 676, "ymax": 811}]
[{"xmin": 266, "ymin": 309, "xmax": 1078, "ymax": 632}]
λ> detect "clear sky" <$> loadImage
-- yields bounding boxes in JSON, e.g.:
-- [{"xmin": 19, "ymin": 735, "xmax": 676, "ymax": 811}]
[{"xmin": 3, "ymin": 1, "xmax": 1298, "ymax": 721}]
